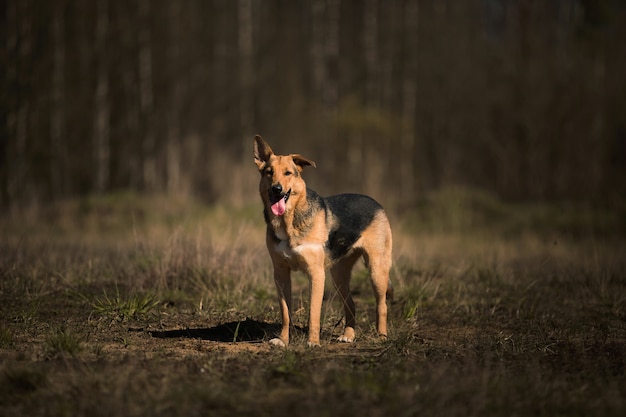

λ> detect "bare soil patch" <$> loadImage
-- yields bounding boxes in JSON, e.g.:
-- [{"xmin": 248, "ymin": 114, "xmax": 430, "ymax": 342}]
[{"xmin": 1, "ymin": 205, "xmax": 625, "ymax": 416}]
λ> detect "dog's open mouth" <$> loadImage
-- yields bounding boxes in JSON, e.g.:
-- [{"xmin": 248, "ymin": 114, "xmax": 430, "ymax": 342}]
[{"xmin": 269, "ymin": 189, "xmax": 291, "ymax": 216}]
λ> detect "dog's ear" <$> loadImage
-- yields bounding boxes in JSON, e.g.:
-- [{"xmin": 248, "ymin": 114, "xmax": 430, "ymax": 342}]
[
  {"xmin": 254, "ymin": 135, "xmax": 273, "ymax": 169},
  {"xmin": 291, "ymin": 154, "xmax": 316, "ymax": 171}
]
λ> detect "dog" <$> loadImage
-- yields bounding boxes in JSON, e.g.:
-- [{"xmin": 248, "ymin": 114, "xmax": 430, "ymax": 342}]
[{"xmin": 253, "ymin": 135, "xmax": 393, "ymax": 347}]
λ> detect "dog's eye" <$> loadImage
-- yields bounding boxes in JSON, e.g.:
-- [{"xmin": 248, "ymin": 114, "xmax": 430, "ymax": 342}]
[{"xmin": 284, "ymin": 171, "xmax": 292, "ymax": 176}]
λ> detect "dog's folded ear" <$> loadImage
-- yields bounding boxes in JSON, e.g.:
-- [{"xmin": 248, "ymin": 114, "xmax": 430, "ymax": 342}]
[
  {"xmin": 291, "ymin": 154, "xmax": 316, "ymax": 170},
  {"xmin": 254, "ymin": 135, "xmax": 273, "ymax": 168}
]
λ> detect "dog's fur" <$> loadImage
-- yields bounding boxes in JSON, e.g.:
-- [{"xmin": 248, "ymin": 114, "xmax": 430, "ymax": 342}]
[{"xmin": 253, "ymin": 135, "xmax": 392, "ymax": 347}]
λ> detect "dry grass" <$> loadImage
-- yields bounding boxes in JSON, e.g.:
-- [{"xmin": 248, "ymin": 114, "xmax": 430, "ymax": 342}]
[{"xmin": 0, "ymin": 194, "xmax": 624, "ymax": 416}]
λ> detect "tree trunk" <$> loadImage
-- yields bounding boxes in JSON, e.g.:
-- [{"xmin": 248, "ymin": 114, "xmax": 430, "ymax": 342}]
[
  {"xmin": 310, "ymin": 0, "xmax": 328, "ymax": 111},
  {"xmin": 138, "ymin": 0, "xmax": 156, "ymax": 192},
  {"xmin": 93, "ymin": 0, "xmax": 110, "ymax": 194},
  {"xmin": 12, "ymin": 0, "xmax": 33, "ymax": 205},
  {"xmin": 238, "ymin": 0, "xmax": 254, "ymax": 155},
  {"xmin": 363, "ymin": 0, "xmax": 379, "ymax": 108},
  {"xmin": 2, "ymin": 0, "xmax": 19, "ymax": 207},
  {"xmin": 167, "ymin": 1, "xmax": 183, "ymax": 196},
  {"xmin": 400, "ymin": 0, "xmax": 419, "ymax": 205},
  {"xmin": 51, "ymin": 1, "xmax": 67, "ymax": 199},
  {"xmin": 324, "ymin": 0, "xmax": 339, "ymax": 112}
]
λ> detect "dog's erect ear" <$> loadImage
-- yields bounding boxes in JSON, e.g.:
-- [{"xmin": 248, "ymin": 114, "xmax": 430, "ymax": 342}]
[
  {"xmin": 291, "ymin": 154, "xmax": 316, "ymax": 171},
  {"xmin": 254, "ymin": 135, "xmax": 273, "ymax": 169}
]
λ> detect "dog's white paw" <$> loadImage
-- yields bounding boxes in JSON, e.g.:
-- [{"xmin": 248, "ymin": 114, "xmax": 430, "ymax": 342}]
[
  {"xmin": 269, "ymin": 338, "xmax": 287, "ymax": 347},
  {"xmin": 307, "ymin": 341, "xmax": 321, "ymax": 348},
  {"xmin": 337, "ymin": 335, "xmax": 354, "ymax": 343}
]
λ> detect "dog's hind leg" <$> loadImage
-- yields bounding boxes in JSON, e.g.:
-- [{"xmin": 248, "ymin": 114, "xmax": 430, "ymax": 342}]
[
  {"xmin": 362, "ymin": 221, "xmax": 392, "ymax": 338},
  {"xmin": 367, "ymin": 252, "xmax": 391, "ymax": 338},
  {"xmin": 331, "ymin": 253, "xmax": 360, "ymax": 342},
  {"xmin": 359, "ymin": 212, "xmax": 392, "ymax": 339}
]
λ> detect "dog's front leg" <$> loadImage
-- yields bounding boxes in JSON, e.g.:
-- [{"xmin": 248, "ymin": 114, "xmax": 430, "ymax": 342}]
[
  {"xmin": 306, "ymin": 264, "xmax": 326, "ymax": 347},
  {"xmin": 271, "ymin": 264, "xmax": 292, "ymax": 347},
  {"xmin": 293, "ymin": 243, "xmax": 326, "ymax": 347}
]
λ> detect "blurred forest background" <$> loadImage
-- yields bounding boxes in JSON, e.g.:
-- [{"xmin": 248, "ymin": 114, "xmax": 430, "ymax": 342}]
[{"xmin": 1, "ymin": 0, "xmax": 625, "ymax": 213}]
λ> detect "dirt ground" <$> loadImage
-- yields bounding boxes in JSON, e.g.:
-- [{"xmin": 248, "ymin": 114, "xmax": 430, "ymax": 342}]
[{"xmin": 1, "ymin": 203, "xmax": 625, "ymax": 416}]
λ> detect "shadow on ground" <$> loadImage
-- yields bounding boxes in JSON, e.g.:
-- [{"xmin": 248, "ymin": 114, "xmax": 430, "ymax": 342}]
[{"xmin": 149, "ymin": 318, "xmax": 304, "ymax": 343}]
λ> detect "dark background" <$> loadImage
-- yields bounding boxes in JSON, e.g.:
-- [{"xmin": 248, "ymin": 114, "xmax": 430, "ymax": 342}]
[{"xmin": 1, "ymin": 0, "xmax": 625, "ymax": 212}]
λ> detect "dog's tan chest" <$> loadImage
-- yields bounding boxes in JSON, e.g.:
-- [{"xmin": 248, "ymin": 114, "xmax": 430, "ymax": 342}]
[{"xmin": 273, "ymin": 239, "xmax": 326, "ymax": 271}]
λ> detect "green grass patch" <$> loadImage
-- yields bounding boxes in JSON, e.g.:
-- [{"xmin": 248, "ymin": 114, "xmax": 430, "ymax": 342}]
[
  {"xmin": 44, "ymin": 327, "xmax": 83, "ymax": 358},
  {"xmin": 88, "ymin": 288, "xmax": 160, "ymax": 322},
  {"xmin": 0, "ymin": 327, "xmax": 14, "ymax": 348}
]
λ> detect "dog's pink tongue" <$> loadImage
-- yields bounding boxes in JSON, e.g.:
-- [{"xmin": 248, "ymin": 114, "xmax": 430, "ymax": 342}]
[{"xmin": 271, "ymin": 198, "xmax": 286, "ymax": 216}]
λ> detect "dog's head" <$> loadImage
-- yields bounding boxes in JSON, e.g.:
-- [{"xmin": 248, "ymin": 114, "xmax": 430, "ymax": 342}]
[{"xmin": 254, "ymin": 135, "xmax": 316, "ymax": 217}]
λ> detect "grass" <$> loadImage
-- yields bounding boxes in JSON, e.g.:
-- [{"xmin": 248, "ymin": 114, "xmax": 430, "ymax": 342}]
[
  {"xmin": 83, "ymin": 288, "xmax": 160, "ymax": 322},
  {"xmin": 44, "ymin": 327, "xmax": 83, "ymax": 358},
  {"xmin": 0, "ymin": 193, "xmax": 624, "ymax": 416}
]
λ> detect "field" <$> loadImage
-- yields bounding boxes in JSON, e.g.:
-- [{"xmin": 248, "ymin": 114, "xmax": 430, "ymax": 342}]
[{"xmin": 1, "ymin": 193, "xmax": 625, "ymax": 417}]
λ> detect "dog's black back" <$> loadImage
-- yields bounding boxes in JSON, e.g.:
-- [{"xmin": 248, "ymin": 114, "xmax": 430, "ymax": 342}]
[{"xmin": 311, "ymin": 190, "xmax": 384, "ymax": 261}]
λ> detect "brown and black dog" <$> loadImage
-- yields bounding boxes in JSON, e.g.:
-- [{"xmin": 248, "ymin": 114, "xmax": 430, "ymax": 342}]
[{"xmin": 253, "ymin": 135, "xmax": 392, "ymax": 347}]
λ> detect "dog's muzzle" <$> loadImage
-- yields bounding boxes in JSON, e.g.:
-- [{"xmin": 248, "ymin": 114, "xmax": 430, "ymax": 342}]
[{"xmin": 269, "ymin": 184, "xmax": 290, "ymax": 216}]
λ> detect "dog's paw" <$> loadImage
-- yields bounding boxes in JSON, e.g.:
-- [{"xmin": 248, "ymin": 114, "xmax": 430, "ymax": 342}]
[
  {"xmin": 337, "ymin": 327, "xmax": 355, "ymax": 343},
  {"xmin": 336, "ymin": 335, "xmax": 354, "ymax": 343},
  {"xmin": 269, "ymin": 338, "xmax": 287, "ymax": 348},
  {"xmin": 307, "ymin": 340, "xmax": 321, "ymax": 348}
]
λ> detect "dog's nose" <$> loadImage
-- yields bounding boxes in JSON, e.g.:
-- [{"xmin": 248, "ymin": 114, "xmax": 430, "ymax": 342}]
[{"xmin": 271, "ymin": 183, "xmax": 283, "ymax": 195}]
